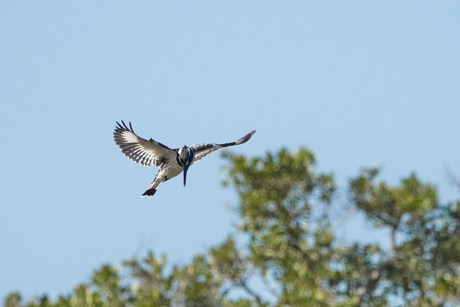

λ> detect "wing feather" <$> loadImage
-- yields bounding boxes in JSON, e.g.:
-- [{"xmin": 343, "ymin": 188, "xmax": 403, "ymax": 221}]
[
  {"xmin": 191, "ymin": 130, "xmax": 256, "ymax": 162},
  {"xmin": 113, "ymin": 121, "xmax": 175, "ymax": 167}
]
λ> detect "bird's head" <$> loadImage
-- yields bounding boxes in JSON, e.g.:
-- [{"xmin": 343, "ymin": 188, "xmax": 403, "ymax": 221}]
[{"xmin": 178, "ymin": 145, "xmax": 195, "ymax": 186}]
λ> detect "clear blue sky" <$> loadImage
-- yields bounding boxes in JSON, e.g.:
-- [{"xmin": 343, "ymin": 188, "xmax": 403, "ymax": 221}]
[{"xmin": 1, "ymin": 1, "xmax": 459, "ymax": 301}]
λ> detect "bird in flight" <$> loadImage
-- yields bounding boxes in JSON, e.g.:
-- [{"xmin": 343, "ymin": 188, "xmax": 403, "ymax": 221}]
[{"xmin": 113, "ymin": 121, "xmax": 256, "ymax": 197}]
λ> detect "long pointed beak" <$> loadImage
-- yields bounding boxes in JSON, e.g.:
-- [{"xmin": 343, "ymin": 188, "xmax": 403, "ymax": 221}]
[{"xmin": 183, "ymin": 166, "xmax": 188, "ymax": 186}]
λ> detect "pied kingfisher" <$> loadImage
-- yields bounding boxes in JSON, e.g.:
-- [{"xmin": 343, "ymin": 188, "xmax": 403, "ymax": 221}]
[{"xmin": 113, "ymin": 121, "xmax": 256, "ymax": 197}]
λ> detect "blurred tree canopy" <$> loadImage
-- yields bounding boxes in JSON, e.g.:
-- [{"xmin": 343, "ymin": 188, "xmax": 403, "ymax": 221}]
[{"xmin": 4, "ymin": 148, "xmax": 460, "ymax": 307}]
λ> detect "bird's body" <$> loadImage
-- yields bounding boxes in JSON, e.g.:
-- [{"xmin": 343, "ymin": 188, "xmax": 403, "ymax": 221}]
[
  {"xmin": 143, "ymin": 160, "xmax": 183, "ymax": 196},
  {"xmin": 113, "ymin": 121, "xmax": 255, "ymax": 197}
]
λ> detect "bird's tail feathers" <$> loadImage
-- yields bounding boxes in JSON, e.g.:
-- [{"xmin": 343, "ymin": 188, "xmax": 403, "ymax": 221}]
[{"xmin": 141, "ymin": 188, "xmax": 157, "ymax": 197}]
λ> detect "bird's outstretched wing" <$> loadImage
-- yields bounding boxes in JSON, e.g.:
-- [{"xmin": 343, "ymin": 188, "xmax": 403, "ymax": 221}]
[
  {"xmin": 113, "ymin": 121, "xmax": 176, "ymax": 167},
  {"xmin": 191, "ymin": 130, "xmax": 256, "ymax": 162}
]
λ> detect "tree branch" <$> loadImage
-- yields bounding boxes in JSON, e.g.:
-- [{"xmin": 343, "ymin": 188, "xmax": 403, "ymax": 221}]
[{"xmin": 239, "ymin": 280, "xmax": 264, "ymax": 307}]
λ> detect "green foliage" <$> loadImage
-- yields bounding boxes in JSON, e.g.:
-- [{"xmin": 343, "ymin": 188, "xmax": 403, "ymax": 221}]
[
  {"xmin": 4, "ymin": 293, "xmax": 21, "ymax": 307},
  {"xmin": 4, "ymin": 148, "xmax": 460, "ymax": 307}
]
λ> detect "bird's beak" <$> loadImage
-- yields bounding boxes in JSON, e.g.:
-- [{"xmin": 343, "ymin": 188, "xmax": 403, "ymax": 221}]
[{"xmin": 183, "ymin": 165, "xmax": 188, "ymax": 186}]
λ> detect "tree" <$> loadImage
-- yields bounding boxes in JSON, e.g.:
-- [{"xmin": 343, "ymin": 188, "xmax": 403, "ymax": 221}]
[{"xmin": 4, "ymin": 148, "xmax": 460, "ymax": 306}]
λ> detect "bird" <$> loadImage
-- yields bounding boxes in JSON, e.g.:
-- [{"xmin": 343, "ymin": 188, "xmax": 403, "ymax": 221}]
[{"xmin": 113, "ymin": 120, "xmax": 256, "ymax": 197}]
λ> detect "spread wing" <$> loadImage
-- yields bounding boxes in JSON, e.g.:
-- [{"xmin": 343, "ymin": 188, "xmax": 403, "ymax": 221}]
[
  {"xmin": 191, "ymin": 130, "xmax": 256, "ymax": 162},
  {"xmin": 113, "ymin": 121, "xmax": 176, "ymax": 167}
]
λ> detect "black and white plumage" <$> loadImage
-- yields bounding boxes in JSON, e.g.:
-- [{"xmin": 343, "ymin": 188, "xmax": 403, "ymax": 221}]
[{"xmin": 113, "ymin": 121, "xmax": 256, "ymax": 197}]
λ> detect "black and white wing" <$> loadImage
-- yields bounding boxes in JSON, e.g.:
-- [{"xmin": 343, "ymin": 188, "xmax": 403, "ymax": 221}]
[
  {"xmin": 191, "ymin": 130, "xmax": 256, "ymax": 162},
  {"xmin": 113, "ymin": 121, "xmax": 176, "ymax": 167}
]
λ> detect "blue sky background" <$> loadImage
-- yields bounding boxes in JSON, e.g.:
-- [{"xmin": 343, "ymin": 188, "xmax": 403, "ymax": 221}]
[{"xmin": 1, "ymin": 0, "xmax": 459, "ymax": 301}]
